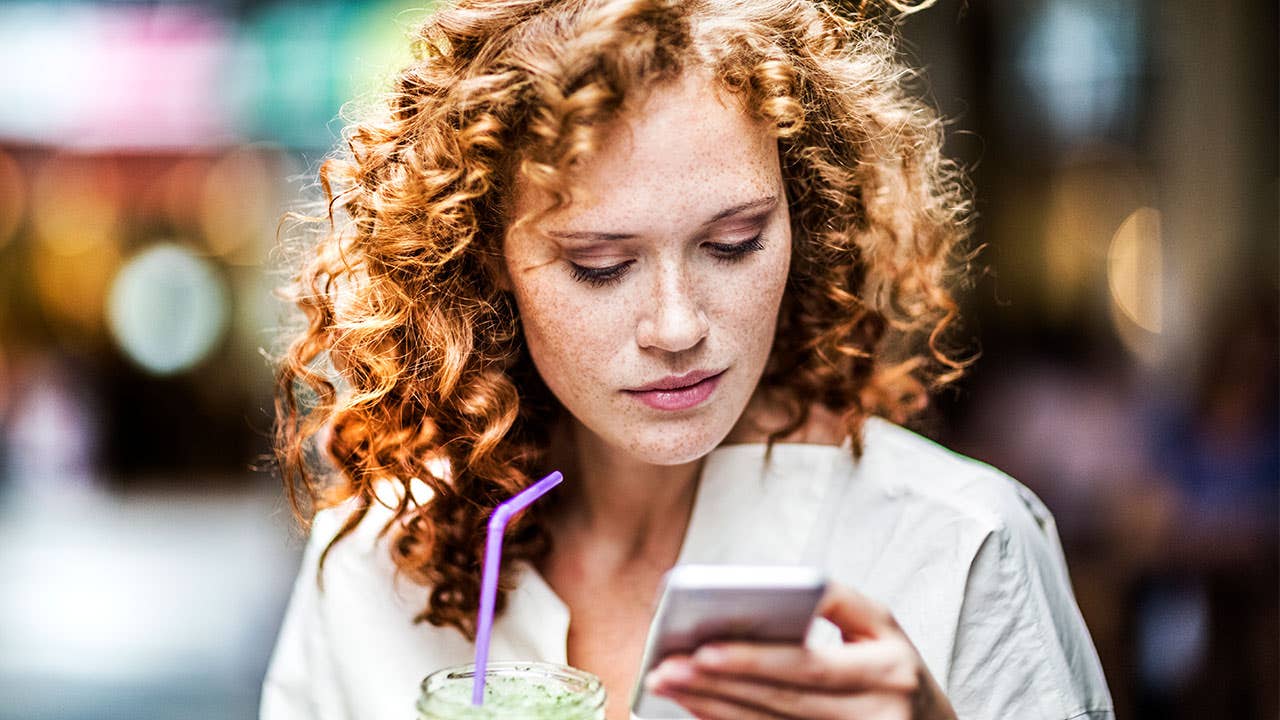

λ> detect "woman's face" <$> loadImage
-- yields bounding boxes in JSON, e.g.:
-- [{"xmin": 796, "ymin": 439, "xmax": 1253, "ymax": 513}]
[{"xmin": 503, "ymin": 71, "xmax": 791, "ymax": 465}]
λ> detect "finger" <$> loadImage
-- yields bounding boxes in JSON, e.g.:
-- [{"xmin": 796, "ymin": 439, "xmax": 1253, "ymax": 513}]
[
  {"xmin": 663, "ymin": 684, "xmax": 913, "ymax": 720},
  {"xmin": 658, "ymin": 686, "xmax": 789, "ymax": 720},
  {"xmin": 685, "ymin": 641, "xmax": 898, "ymax": 691},
  {"xmin": 817, "ymin": 582, "xmax": 897, "ymax": 640},
  {"xmin": 653, "ymin": 661, "xmax": 854, "ymax": 720}
]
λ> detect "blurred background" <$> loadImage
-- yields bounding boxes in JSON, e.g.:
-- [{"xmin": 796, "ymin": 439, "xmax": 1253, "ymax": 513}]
[{"xmin": 0, "ymin": 1, "xmax": 1272, "ymax": 718}]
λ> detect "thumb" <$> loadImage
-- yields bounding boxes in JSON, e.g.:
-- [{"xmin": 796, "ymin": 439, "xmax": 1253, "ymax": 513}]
[{"xmin": 817, "ymin": 582, "xmax": 896, "ymax": 641}]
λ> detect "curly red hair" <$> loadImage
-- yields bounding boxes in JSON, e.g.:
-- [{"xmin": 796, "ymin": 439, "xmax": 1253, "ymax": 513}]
[{"xmin": 275, "ymin": 0, "xmax": 971, "ymax": 640}]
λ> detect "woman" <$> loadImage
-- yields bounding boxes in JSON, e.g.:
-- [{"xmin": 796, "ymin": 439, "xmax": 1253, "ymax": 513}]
[{"xmin": 263, "ymin": 1, "xmax": 1114, "ymax": 718}]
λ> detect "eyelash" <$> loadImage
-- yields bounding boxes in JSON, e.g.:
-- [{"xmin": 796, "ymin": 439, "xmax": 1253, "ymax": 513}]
[{"xmin": 569, "ymin": 234, "xmax": 766, "ymax": 288}]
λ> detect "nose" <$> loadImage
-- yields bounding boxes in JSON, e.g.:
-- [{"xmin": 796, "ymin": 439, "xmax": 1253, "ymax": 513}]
[{"xmin": 635, "ymin": 261, "xmax": 710, "ymax": 353}]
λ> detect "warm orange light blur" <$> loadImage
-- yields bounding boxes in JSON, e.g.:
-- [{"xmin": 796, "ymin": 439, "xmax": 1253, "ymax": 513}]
[
  {"xmin": 199, "ymin": 145, "xmax": 277, "ymax": 265},
  {"xmin": 1040, "ymin": 148, "xmax": 1147, "ymax": 322},
  {"xmin": 31, "ymin": 154, "xmax": 122, "ymax": 258},
  {"xmin": 32, "ymin": 234, "xmax": 121, "ymax": 332},
  {"xmin": 159, "ymin": 156, "xmax": 214, "ymax": 235},
  {"xmin": 29, "ymin": 155, "xmax": 124, "ymax": 332}
]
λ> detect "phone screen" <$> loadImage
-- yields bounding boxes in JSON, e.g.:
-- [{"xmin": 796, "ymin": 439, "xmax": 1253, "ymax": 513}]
[{"xmin": 630, "ymin": 564, "xmax": 827, "ymax": 718}]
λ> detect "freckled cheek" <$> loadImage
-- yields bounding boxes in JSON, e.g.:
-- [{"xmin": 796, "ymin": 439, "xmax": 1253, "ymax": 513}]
[
  {"xmin": 520, "ymin": 283, "xmax": 633, "ymax": 382},
  {"xmin": 707, "ymin": 249, "xmax": 790, "ymax": 341}
]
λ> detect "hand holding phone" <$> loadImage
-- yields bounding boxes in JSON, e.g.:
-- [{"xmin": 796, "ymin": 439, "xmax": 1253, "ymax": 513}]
[
  {"xmin": 630, "ymin": 564, "xmax": 827, "ymax": 718},
  {"xmin": 635, "ymin": 580, "xmax": 961, "ymax": 720}
]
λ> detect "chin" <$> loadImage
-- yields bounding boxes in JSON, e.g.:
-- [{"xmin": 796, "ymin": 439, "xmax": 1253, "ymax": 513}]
[{"xmin": 614, "ymin": 419, "xmax": 733, "ymax": 466}]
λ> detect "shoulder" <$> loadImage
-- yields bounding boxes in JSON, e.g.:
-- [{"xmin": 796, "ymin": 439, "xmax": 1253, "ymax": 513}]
[
  {"xmin": 850, "ymin": 416, "xmax": 1068, "ymax": 598},
  {"xmin": 852, "ymin": 418, "xmax": 1079, "ymax": 639},
  {"xmin": 855, "ymin": 416, "xmax": 1056, "ymax": 544},
  {"xmin": 285, "ymin": 479, "xmax": 438, "ymax": 637},
  {"xmin": 307, "ymin": 492, "xmax": 390, "ymax": 565},
  {"xmin": 825, "ymin": 416, "xmax": 1063, "ymax": 609},
  {"xmin": 264, "ymin": 482, "xmax": 471, "ymax": 720},
  {"xmin": 851, "ymin": 419, "xmax": 1113, "ymax": 718}
]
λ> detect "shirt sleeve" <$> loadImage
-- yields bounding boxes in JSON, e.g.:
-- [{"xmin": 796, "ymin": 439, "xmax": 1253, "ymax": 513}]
[
  {"xmin": 260, "ymin": 509, "xmax": 350, "ymax": 720},
  {"xmin": 945, "ymin": 485, "xmax": 1114, "ymax": 720}
]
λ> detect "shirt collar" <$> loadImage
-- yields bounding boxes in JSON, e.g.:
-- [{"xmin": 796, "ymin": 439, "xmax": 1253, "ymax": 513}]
[
  {"xmin": 677, "ymin": 437, "xmax": 854, "ymax": 566},
  {"xmin": 501, "ymin": 436, "xmax": 855, "ymax": 663}
]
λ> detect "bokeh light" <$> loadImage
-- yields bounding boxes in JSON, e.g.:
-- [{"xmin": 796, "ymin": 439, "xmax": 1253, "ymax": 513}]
[
  {"xmin": 1108, "ymin": 206, "xmax": 1163, "ymax": 334},
  {"xmin": 106, "ymin": 243, "xmax": 229, "ymax": 375},
  {"xmin": 1014, "ymin": 2, "xmax": 1141, "ymax": 145},
  {"xmin": 31, "ymin": 232, "xmax": 121, "ymax": 332},
  {"xmin": 1108, "ymin": 206, "xmax": 1163, "ymax": 364},
  {"xmin": 29, "ymin": 155, "xmax": 124, "ymax": 332},
  {"xmin": 31, "ymin": 154, "xmax": 121, "ymax": 257},
  {"xmin": 1040, "ymin": 150, "xmax": 1148, "ymax": 323},
  {"xmin": 159, "ymin": 156, "xmax": 213, "ymax": 234},
  {"xmin": 199, "ymin": 146, "xmax": 277, "ymax": 263}
]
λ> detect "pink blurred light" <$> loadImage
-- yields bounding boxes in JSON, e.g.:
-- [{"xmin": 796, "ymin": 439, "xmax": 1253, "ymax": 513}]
[{"xmin": 15, "ymin": 5, "xmax": 239, "ymax": 150}]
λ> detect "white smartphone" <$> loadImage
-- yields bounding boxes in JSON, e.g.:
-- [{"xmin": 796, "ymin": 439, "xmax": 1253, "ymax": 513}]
[{"xmin": 630, "ymin": 564, "xmax": 828, "ymax": 718}]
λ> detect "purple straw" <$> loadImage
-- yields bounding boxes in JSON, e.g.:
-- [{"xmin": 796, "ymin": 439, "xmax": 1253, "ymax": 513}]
[{"xmin": 472, "ymin": 470, "xmax": 564, "ymax": 705}]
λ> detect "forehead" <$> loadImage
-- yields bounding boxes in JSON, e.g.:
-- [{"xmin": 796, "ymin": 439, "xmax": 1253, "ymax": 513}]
[{"xmin": 514, "ymin": 71, "xmax": 781, "ymax": 233}]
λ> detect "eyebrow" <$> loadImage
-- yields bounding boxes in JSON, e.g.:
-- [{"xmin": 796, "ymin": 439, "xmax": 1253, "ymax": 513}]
[{"xmin": 546, "ymin": 195, "xmax": 778, "ymax": 242}]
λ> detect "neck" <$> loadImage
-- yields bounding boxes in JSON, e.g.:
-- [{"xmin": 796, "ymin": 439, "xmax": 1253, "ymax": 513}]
[{"xmin": 544, "ymin": 418, "xmax": 703, "ymax": 570}]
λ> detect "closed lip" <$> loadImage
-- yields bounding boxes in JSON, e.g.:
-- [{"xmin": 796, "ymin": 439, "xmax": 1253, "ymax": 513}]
[{"xmin": 627, "ymin": 368, "xmax": 727, "ymax": 392}]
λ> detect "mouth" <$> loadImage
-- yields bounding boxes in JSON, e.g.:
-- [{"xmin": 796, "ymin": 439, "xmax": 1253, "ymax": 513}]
[{"xmin": 623, "ymin": 369, "xmax": 727, "ymax": 412}]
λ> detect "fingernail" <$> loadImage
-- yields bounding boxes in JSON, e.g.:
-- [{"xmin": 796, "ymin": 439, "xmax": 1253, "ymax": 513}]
[
  {"xmin": 659, "ymin": 659, "xmax": 695, "ymax": 683},
  {"xmin": 644, "ymin": 669, "xmax": 665, "ymax": 691},
  {"xmin": 693, "ymin": 645, "xmax": 725, "ymax": 666}
]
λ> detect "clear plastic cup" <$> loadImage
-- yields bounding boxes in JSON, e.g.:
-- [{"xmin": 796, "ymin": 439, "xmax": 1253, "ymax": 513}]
[{"xmin": 416, "ymin": 661, "xmax": 606, "ymax": 720}]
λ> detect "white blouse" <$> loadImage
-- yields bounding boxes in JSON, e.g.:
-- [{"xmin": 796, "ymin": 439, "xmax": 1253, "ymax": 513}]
[{"xmin": 260, "ymin": 417, "xmax": 1114, "ymax": 719}]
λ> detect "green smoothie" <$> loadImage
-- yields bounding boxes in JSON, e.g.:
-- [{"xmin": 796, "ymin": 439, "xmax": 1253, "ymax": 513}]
[{"xmin": 416, "ymin": 662, "xmax": 606, "ymax": 720}]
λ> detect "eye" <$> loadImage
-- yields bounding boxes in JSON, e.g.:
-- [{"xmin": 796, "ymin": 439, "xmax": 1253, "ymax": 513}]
[
  {"xmin": 705, "ymin": 233, "xmax": 765, "ymax": 263},
  {"xmin": 569, "ymin": 260, "xmax": 633, "ymax": 287},
  {"xmin": 566, "ymin": 234, "xmax": 765, "ymax": 288}
]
